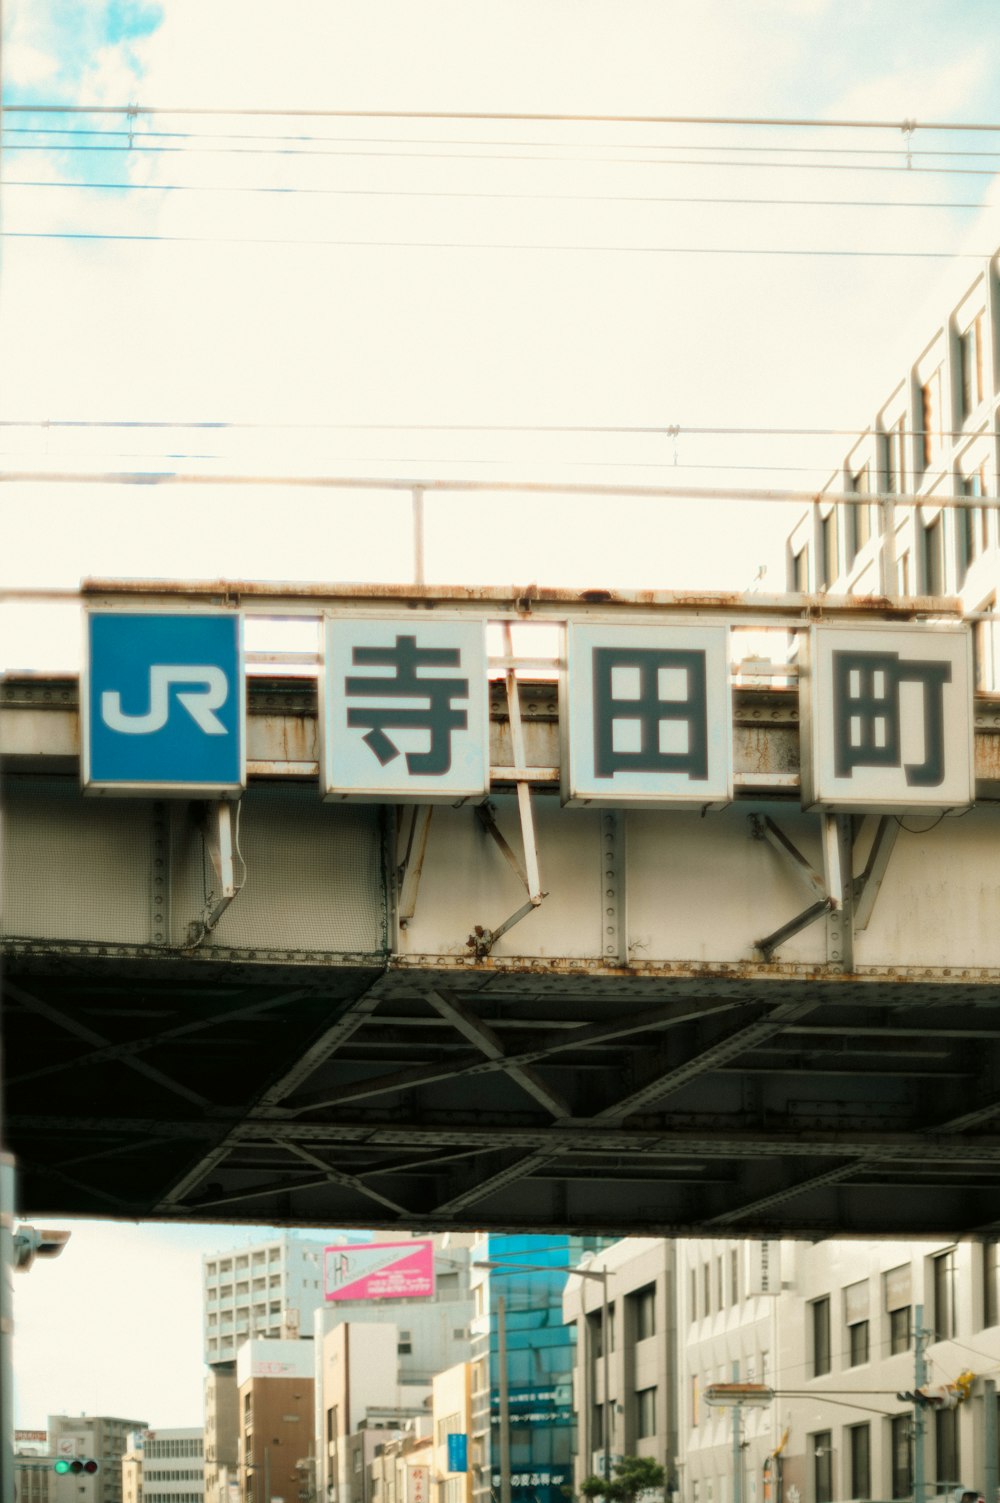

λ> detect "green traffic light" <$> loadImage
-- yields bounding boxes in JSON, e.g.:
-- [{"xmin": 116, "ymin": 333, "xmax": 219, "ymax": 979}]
[{"xmin": 54, "ymin": 1460, "xmax": 72, "ymax": 1474}]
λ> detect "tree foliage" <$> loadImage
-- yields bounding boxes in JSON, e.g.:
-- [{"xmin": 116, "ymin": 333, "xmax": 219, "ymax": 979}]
[{"xmin": 578, "ymin": 1456, "xmax": 666, "ymax": 1503}]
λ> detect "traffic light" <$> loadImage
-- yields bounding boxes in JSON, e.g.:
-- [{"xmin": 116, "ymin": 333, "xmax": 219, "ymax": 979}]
[{"xmin": 53, "ymin": 1459, "xmax": 99, "ymax": 1475}]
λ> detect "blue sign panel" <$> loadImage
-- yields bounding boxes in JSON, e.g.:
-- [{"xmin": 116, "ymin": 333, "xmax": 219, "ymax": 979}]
[
  {"xmin": 84, "ymin": 612, "xmax": 244, "ymax": 795},
  {"xmin": 446, "ymin": 1434, "xmax": 468, "ymax": 1473}
]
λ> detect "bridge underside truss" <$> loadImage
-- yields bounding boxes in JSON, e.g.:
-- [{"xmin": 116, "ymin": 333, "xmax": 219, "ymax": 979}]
[{"xmin": 6, "ymin": 954, "xmax": 1000, "ymax": 1238}]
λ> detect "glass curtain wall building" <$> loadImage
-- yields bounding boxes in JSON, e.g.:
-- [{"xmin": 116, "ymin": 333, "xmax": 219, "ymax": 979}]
[{"xmin": 471, "ymin": 1234, "xmax": 612, "ymax": 1503}]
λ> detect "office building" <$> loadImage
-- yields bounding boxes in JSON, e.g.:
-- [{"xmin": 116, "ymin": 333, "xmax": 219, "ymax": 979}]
[
  {"xmin": 470, "ymin": 1233, "xmax": 613, "ymax": 1503},
  {"xmin": 785, "ymin": 245, "xmax": 1000, "ymax": 686},
  {"xmin": 135, "ymin": 1429, "xmax": 205, "ymax": 1503},
  {"xmin": 316, "ymin": 1236, "xmax": 476, "ymax": 1503}
]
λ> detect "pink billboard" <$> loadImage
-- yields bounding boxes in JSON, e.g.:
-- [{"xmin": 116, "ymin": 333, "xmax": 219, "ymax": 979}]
[{"xmin": 324, "ymin": 1239, "xmax": 435, "ymax": 1302}]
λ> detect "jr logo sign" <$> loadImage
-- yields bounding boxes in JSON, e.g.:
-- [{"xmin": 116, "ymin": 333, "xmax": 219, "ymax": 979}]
[
  {"xmin": 84, "ymin": 613, "xmax": 244, "ymax": 795},
  {"xmin": 101, "ymin": 665, "xmax": 230, "ymax": 736}
]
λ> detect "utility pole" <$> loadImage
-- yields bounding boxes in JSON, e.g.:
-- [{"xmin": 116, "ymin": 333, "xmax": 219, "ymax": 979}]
[
  {"xmin": 731, "ymin": 1363, "xmax": 743, "ymax": 1503},
  {"xmin": 914, "ymin": 1304, "xmax": 929, "ymax": 1503},
  {"xmin": 984, "ymin": 1380, "xmax": 997, "ymax": 1503},
  {"xmin": 497, "ymin": 1294, "xmax": 512, "ymax": 1503}
]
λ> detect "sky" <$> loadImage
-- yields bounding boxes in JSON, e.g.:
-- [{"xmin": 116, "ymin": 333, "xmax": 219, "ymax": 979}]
[
  {"xmin": 10, "ymin": 1219, "xmax": 365, "ymax": 1430},
  {"xmin": 7, "ymin": 0, "xmax": 1000, "ymax": 1430},
  {"xmin": 6, "ymin": 1, "xmax": 1000, "ymax": 669}
]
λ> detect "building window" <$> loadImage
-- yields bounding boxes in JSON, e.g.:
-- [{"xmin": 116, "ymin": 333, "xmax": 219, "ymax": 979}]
[
  {"xmin": 923, "ymin": 514, "xmax": 944, "ymax": 595},
  {"xmin": 845, "ymin": 1281, "xmax": 869, "ymax": 1368},
  {"xmin": 890, "ymin": 1306, "xmax": 912, "ymax": 1355},
  {"xmin": 691, "ymin": 1374, "xmax": 699, "ymax": 1428},
  {"xmin": 985, "ymin": 1242, "xmax": 1000, "ymax": 1329},
  {"xmin": 958, "ymin": 465, "xmax": 989, "ymax": 585},
  {"xmin": 933, "ymin": 1249, "xmax": 957, "ymax": 1341},
  {"xmin": 849, "ymin": 1319, "xmax": 869, "ymax": 1367},
  {"xmin": 821, "ymin": 510, "xmax": 838, "ymax": 588},
  {"xmin": 848, "ymin": 468, "xmax": 872, "ymax": 566},
  {"xmin": 731, "ymin": 1249, "xmax": 739, "ymax": 1305},
  {"xmin": 959, "ymin": 314, "xmax": 984, "ymax": 419},
  {"xmin": 813, "ymin": 1432, "xmax": 833, "ymax": 1503},
  {"xmin": 890, "ymin": 1416, "xmax": 912, "ymax": 1500},
  {"xmin": 812, "ymin": 1297, "xmax": 831, "ymax": 1377},
  {"xmin": 922, "ymin": 368, "xmax": 942, "ymax": 466},
  {"xmin": 936, "ymin": 1406, "xmax": 960, "ymax": 1482},
  {"xmin": 792, "ymin": 546, "xmax": 810, "ymax": 592},
  {"xmin": 703, "ymin": 1263, "xmax": 711, "ymax": 1316},
  {"xmin": 633, "ymin": 1285, "xmax": 656, "ymax": 1341},
  {"xmin": 885, "ymin": 417, "xmax": 907, "ymax": 494},
  {"xmin": 690, "ymin": 1267, "xmax": 698, "ymax": 1320},
  {"xmin": 849, "ymin": 1424, "xmax": 871, "ymax": 1500},
  {"xmin": 637, "ymin": 1387, "xmax": 656, "ymax": 1439}
]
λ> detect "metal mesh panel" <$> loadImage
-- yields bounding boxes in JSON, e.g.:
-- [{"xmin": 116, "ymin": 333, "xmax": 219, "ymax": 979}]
[
  {"xmin": 2, "ymin": 776, "xmax": 153, "ymax": 943},
  {"xmin": 169, "ymin": 786, "xmax": 386, "ymax": 954}
]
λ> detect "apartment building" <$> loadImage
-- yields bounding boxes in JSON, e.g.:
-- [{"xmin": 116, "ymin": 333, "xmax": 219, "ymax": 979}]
[
  {"xmin": 237, "ymin": 1338, "xmax": 315, "ymax": 1503},
  {"xmin": 564, "ymin": 1238, "xmax": 678, "ymax": 1494},
  {"xmin": 203, "ymin": 1233, "xmax": 331, "ymax": 1365},
  {"xmin": 203, "ymin": 1232, "xmax": 330, "ymax": 1503},
  {"xmin": 48, "ymin": 1415, "xmax": 148, "ymax": 1503},
  {"xmin": 432, "ymin": 1362, "xmax": 474, "ymax": 1503},
  {"xmin": 785, "ymin": 244, "xmax": 1000, "ymax": 685}
]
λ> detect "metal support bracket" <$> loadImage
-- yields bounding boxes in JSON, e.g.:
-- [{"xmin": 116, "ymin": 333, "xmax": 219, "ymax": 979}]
[
  {"xmin": 468, "ymin": 624, "xmax": 547, "ymax": 958},
  {"xmin": 601, "ymin": 811, "xmax": 628, "ymax": 965},
  {"xmin": 852, "ymin": 815, "xmax": 899, "ymax": 932},
  {"xmin": 396, "ymin": 806, "xmax": 433, "ymax": 928},
  {"xmin": 150, "ymin": 800, "xmax": 171, "ymax": 946},
  {"xmin": 187, "ymin": 801, "xmax": 243, "ymax": 946},
  {"xmin": 750, "ymin": 813, "xmax": 855, "ymax": 969},
  {"xmin": 823, "ymin": 812, "xmax": 855, "ymax": 971}
]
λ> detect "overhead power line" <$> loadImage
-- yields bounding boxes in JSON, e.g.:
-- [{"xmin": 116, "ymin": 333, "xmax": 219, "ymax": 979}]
[
  {"xmin": 6, "ymin": 104, "xmax": 1000, "ymax": 131},
  {"xmin": 3, "ymin": 178, "xmax": 988, "ymax": 213},
  {"xmin": 7, "ymin": 139, "xmax": 1000, "ymax": 178},
  {"xmin": 3, "ymin": 229, "xmax": 992, "ymax": 258},
  {"xmin": 0, "ymin": 419, "xmax": 983, "ymax": 441},
  {"xmin": 9, "ymin": 123, "xmax": 1000, "ymax": 160}
]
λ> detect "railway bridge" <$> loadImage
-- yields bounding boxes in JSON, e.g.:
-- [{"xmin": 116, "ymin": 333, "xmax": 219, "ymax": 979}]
[{"xmin": 3, "ymin": 580, "xmax": 1000, "ymax": 1239}]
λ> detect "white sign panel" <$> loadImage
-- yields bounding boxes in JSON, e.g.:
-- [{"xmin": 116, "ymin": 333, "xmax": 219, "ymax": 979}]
[
  {"xmin": 561, "ymin": 623, "xmax": 732, "ymax": 807},
  {"xmin": 408, "ymin": 1466, "xmax": 430, "ymax": 1503},
  {"xmin": 746, "ymin": 1239, "xmax": 781, "ymax": 1296},
  {"xmin": 322, "ymin": 617, "xmax": 489, "ymax": 802},
  {"xmin": 801, "ymin": 624, "xmax": 973, "ymax": 812}
]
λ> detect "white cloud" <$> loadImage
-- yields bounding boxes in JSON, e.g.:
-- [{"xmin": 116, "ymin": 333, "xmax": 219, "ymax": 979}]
[{"xmin": 4, "ymin": 40, "xmax": 60, "ymax": 86}]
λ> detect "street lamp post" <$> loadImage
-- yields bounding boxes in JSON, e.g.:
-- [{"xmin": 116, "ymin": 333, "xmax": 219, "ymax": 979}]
[{"xmin": 473, "ymin": 1258, "xmax": 613, "ymax": 1493}]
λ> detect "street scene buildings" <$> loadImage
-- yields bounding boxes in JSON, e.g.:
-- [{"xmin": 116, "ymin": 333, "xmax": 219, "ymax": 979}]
[{"xmin": 16, "ymin": 1231, "xmax": 1000, "ymax": 1503}]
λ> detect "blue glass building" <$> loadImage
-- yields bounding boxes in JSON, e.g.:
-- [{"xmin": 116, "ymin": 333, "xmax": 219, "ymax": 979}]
[{"xmin": 471, "ymin": 1233, "xmax": 613, "ymax": 1503}]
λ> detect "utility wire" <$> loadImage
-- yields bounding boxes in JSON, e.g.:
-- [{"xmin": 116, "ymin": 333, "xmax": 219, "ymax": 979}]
[
  {"xmin": 3, "ymin": 179, "xmax": 989, "ymax": 213},
  {"xmin": 0, "ymin": 420, "xmax": 985, "ymax": 440},
  {"xmin": 6, "ymin": 140, "xmax": 1000, "ymax": 178},
  {"xmin": 11, "ymin": 144, "xmax": 1000, "ymax": 182},
  {"xmin": 6, "ymin": 104, "xmax": 1000, "ymax": 131},
  {"xmin": 10, "ymin": 123, "xmax": 1000, "ymax": 160},
  {"xmin": 4, "ymin": 229, "xmax": 993, "ymax": 257}
]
